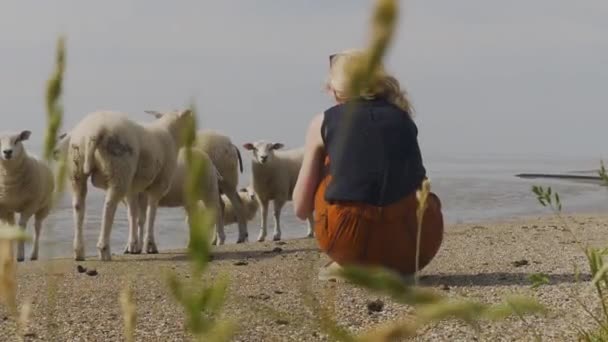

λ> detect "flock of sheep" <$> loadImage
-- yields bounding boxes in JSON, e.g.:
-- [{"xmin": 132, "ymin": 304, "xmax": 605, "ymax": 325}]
[{"xmin": 0, "ymin": 109, "xmax": 314, "ymax": 261}]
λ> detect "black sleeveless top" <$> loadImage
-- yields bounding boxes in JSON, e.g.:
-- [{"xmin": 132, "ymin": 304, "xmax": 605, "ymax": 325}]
[{"xmin": 321, "ymin": 98, "xmax": 426, "ymax": 206}]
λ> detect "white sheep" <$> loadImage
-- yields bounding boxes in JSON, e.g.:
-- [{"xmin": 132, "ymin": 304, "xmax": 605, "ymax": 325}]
[
  {"xmin": 66, "ymin": 109, "xmax": 192, "ymax": 261},
  {"xmin": 221, "ymin": 186, "xmax": 259, "ymax": 226},
  {"xmin": 135, "ymin": 146, "xmax": 226, "ymax": 246},
  {"xmin": 243, "ymin": 141, "xmax": 314, "ymax": 242},
  {"xmin": 57, "ymin": 133, "xmax": 227, "ymax": 247},
  {"xmin": 196, "ymin": 130, "xmax": 249, "ymax": 243},
  {"xmin": 0, "ymin": 130, "xmax": 54, "ymax": 261}
]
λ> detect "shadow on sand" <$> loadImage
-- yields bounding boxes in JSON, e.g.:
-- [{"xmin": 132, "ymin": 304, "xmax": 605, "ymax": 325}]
[{"xmin": 420, "ymin": 272, "xmax": 591, "ymax": 287}]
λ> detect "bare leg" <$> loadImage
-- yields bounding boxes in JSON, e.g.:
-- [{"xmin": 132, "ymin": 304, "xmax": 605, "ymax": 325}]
[
  {"xmin": 223, "ymin": 187, "xmax": 248, "ymax": 243},
  {"xmin": 257, "ymin": 198, "xmax": 269, "ymax": 242},
  {"xmin": 124, "ymin": 194, "xmax": 140, "ymax": 254},
  {"xmin": 97, "ymin": 189, "xmax": 121, "ymax": 261},
  {"xmin": 272, "ymin": 200, "xmax": 285, "ymax": 241},
  {"xmin": 71, "ymin": 179, "xmax": 87, "ymax": 261},
  {"xmin": 143, "ymin": 197, "xmax": 160, "ymax": 254}
]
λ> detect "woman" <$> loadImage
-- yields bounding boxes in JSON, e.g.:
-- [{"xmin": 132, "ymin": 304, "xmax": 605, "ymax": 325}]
[{"xmin": 293, "ymin": 49, "xmax": 444, "ymax": 279}]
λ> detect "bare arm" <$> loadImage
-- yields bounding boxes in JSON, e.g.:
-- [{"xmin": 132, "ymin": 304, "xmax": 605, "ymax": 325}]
[{"xmin": 293, "ymin": 113, "xmax": 325, "ymax": 220}]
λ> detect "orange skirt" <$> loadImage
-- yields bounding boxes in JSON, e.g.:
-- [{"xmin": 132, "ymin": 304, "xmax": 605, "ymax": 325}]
[{"xmin": 314, "ymin": 163, "xmax": 444, "ymax": 275}]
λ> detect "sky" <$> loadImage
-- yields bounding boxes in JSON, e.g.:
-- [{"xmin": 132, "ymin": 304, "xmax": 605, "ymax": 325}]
[{"xmin": 0, "ymin": 0, "xmax": 606, "ymax": 161}]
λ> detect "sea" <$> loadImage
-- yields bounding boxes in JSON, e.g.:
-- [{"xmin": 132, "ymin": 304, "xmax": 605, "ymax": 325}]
[{"xmin": 20, "ymin": 150, "xmax": 608, "ymax": 259}]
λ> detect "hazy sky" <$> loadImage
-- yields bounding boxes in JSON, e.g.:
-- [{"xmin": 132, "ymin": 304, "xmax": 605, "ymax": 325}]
[{"xmin": 0, "ymin": 1, "xmax": 606, "ymax": 160}]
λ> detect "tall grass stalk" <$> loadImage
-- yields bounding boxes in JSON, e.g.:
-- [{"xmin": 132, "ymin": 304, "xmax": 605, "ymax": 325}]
[
  {"xmin": 41, "ymin": 36, "xmax": 68, "ymax": 339},
  {"xmin": 165, "ymin": 104, "xmax": 234, "ymax": 341}
]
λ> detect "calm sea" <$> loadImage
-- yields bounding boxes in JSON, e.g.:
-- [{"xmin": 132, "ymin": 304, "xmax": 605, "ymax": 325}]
[{"xmin": 24, "ymin": 151, "xmax": 608, "ymax": 259}]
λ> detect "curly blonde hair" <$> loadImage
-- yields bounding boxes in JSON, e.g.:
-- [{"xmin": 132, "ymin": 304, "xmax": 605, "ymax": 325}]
[{"xmin": 326, "ymin": 49, "xmax": 413, "ymax": 116}]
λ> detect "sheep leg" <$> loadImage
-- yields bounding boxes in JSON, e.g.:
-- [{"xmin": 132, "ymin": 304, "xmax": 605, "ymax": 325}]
[
  {"xmin": 97, "ymin": 189, "xmax": 121, "ymax": 261},
  {"xmin": 214, "ymin": 195, "xmax": 226, "ymax": 246},
  {"xmin": 272, "ymin": 200, "xmax": 285, "ymax": 241},
  {"xmin": 208, "ymin": 193, "xmax": 226, "ymax": 247},
  {"xmin": 136, "ymin": 192, "xmax": 147, "ymax": 252},
  {"xmin": 30, "ymin": 210, "xmax": 48, "ymax": 261},
  {"xmin": 17, "ymin": 213, "xmax": 33, "ymax": 262},
  {"xmin": 124, "ymin": 194, "xmax": 141, "ymax": 254},
  {"xmin": 71, "ymin": 179, "xmax": 87, "ymax": 261},
  {"xmin": 223, "ymin": 188, "xmax": 248, "ymax": 243},
  {"xmin": 143, "ymin": 198, "xmax": 160, "ymax": 254},
  {"xmin": 211, "ymin": 194, "xmax": 226, "ymax": 245},
  {"xmin": 257, "ymin": 199, "xmax": 269, "ymax": 242},
  {"xmin": 306, "ymin": 214, "xmax": 315, "ymax": 238},
  {"xmin": 0, "ymin": 211, "xmax": 15, "ymax": 259}
]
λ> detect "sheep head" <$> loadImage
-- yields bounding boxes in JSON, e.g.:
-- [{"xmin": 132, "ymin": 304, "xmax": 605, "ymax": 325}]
[
  {"xmin": 144, "ymin": 109, "xmax": 194, "ymax": 147},
  {"xmin": 0, "ymin": 130, "xmax": 31, "ymax": 162},
  {"xmin": 243, "ymin": 141, "xmax": 284, "ymax": 164}
]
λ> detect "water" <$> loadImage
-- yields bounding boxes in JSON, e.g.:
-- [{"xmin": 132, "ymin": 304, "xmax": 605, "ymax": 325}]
[{"xmin": 31, "ymin": 153, "xmax": 608, "ymax": 259}]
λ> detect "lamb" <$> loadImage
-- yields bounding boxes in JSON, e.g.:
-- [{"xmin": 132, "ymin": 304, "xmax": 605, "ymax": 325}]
[
  {"xmin": 242, "ymin": 141, "xmax": 314, "ymax": 242},
  {"xmin": 66, "ymin": 109, "xmax": 192, "ymax": 261},
  {"xmin": 0, "ymin": 130, "xmax": 54, "ymax": 261},
  {"xmin": 196, "ymin": 130, "xmax": 249, "ymax": 243},
  {"xmin": 221, "ymin": 186, "xmax": 259, "ymax": 226}
]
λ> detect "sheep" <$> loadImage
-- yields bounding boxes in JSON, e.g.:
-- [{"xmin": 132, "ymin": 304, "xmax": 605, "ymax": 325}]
[
  {"xmin": 66, "ymin": 109, "xmax": 192, "ymax": 261},
  {"xmin": 221, "ymin": 186, "xmax": 259, "ymax": 226},
  {"xmin": 242, "ymin": 141, "xmax": 314, "ymax": 242},
  {"xmin": 196, "ymin": 130, "xmax": 249, "ymax": 243},
  {"xmin": 57, "ymin": 132, "xmax": 227, "ymax": 247},
  {"xmin": 134, "ymin": 147, "xmax": 226, "ymax": 246},
  {"xmin": 0, "ymin": 130, "xmax": 54, "ymax": 261}
]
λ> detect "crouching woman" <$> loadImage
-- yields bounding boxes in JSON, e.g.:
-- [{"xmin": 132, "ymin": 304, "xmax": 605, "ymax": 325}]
[{"xmin": 293, "ymin": 49, "xmax": 444, "ymax": 279}]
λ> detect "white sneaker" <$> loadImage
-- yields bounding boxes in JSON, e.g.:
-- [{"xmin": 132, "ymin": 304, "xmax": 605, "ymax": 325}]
[{"xmin": 318, "ymin": 261, "xmax": 344, "ymax": 281}]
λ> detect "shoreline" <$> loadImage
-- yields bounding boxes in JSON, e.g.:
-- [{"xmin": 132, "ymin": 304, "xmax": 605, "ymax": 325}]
[
  {"xmin": 2, "ymin": 213, "xmax": 608, "ymax": 341},
  {"xmin": 32, "ymin": 209, "xmax": 608, "ymax": 261}
]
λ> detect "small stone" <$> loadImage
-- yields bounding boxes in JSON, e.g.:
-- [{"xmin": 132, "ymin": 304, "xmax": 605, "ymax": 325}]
[
  {"xmin": 512, "ymin": 259, "xmax": 529, "ymax": 267},
  {"xmin": 275, "ymin": 241, "xmax": 287, "ymax": 245},
  {"xmin": 366, "ymin": 299, "xmax": 384, "ymax": 313},
  {"xmin": 85, "ymin": 269, "xmax": 98, "ymax": 276},
  {"xmin": 76, "ymin": 265, "xmax": 87, "ymax": 273},
  {"xmin": 276, "ymin": 319, "xmax": 289, "ymax": 325},
  {"xmin": 234, "ymin": 261, "xmax": 248, "ymax": 266},
  {"xmin": 274, "ymin": 290, "xmax": 284, "ymax": 294}
]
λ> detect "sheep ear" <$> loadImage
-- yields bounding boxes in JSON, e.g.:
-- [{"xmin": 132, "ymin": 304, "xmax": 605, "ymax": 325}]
[
  {"xmin": 243, "ymin": 143, "xmax": 255, "ymax": 151},
  {"xmin": 144, "ymin": 110, "xmax": 164, "ymax": 119},
  {"xmin": 178, "ymin": 109, "xmax": 193, "ymax": 118},
  {"xmin": 58, "ymin": 132, "xmax": 67, "ymax": 140},
  {"xmin": 271, "ymin": 143, "xmax": 284, "ymax": 150},
  {"xmin": 17, "ymin": 130, "xmax": 31, "ymax": 142}
]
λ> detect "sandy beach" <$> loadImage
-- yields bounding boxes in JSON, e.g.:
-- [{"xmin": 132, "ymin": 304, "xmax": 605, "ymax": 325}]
[{"xmin": 1, "ymin": 213, "xmax": 607, "ymax": 341}]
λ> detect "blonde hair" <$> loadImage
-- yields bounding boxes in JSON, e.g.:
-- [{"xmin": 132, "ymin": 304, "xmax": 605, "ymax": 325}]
[{"xmin": 326, "ymin": 49, "xmax": 413, "ymax": 116}]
